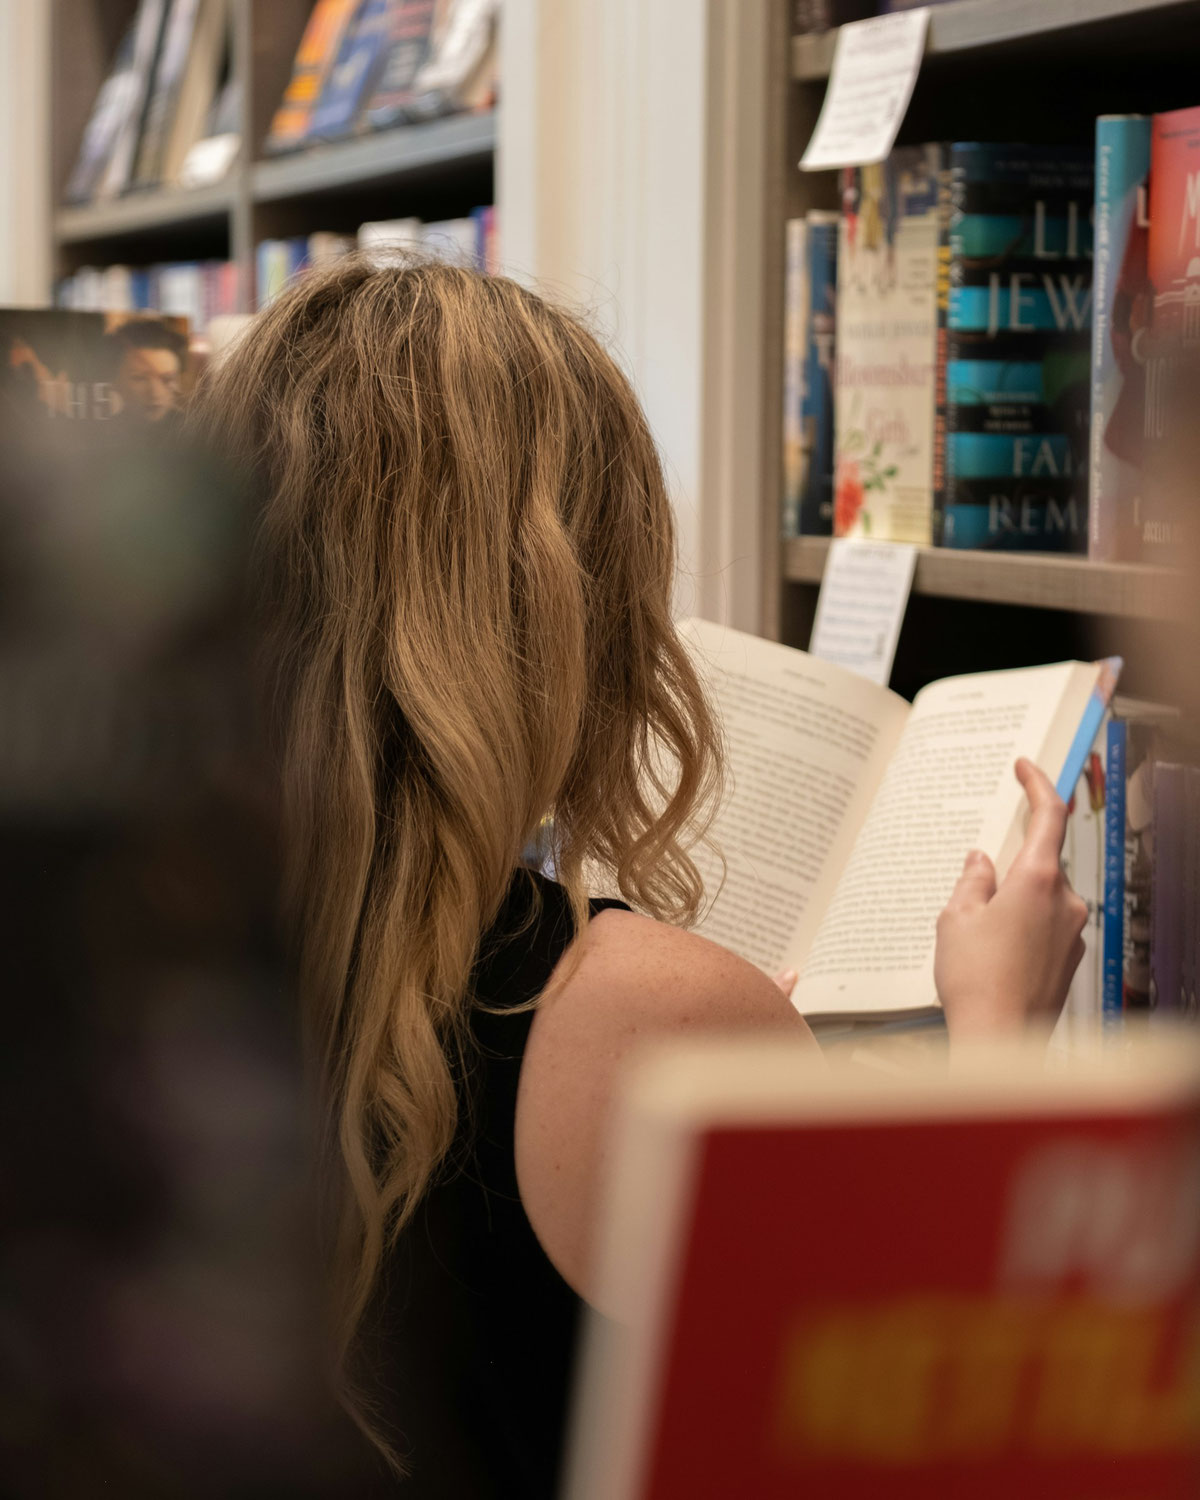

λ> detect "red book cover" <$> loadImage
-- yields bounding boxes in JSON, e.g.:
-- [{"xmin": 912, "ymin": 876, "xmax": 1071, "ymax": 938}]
[{"xmin": 568, "ymin": 1037, "xmax": 1200, "ymax": 1500}]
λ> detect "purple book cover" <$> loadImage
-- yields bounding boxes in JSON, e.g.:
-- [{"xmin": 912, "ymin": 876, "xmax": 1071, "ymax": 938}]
[{"xmin": 1150, "ymin": 762, "xmax": 1186, "ymax": 1011}]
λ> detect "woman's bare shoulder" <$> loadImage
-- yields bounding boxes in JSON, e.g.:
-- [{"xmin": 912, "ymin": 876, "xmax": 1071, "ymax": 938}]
[{"xmin": 513, "ymin": 906, "xmax": 817, "ymax": 1309}]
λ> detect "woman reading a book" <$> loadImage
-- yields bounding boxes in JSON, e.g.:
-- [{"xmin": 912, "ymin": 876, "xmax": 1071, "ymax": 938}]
[{"xmin": 193, "ymin": 258, "xmax": 1088, "ymax": 1496}]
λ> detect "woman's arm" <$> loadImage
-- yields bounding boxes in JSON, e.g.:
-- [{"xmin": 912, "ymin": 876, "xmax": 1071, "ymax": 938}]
[{"xmin": 517, "ymin": 756, "xmax": 1085, "ymax": 1308}]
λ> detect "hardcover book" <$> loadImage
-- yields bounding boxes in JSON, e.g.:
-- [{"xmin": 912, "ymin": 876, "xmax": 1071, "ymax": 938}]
[
  {"xmin": 568, "ymin": 1035, "xmax": 1200, "ymax": 1500},
  {"xmin": 264, "ymin": 0, "xmax": 358, "ymax": 154},
  {"xmin": 783, "ymin": 218, "xmax": 809, "ymax": 537},
  {"xmin": 677, "ymin": 619, "xmax": 1116, "ymax": 1023},
  {"xmin": 1089, "ymin": 116, "xmax": 1152, "ymax": 562},
  {"xmin": 363, "ymin": 0, "xmax": 439, "ymax": 130},
  {"xmin": 835, "ymin": 146, "xmax": 942, "ymax": 544},
  {"xmin": 800, "ymin": 212, "xmax": 838, "ymax": 534},
  {"xmin": 1141, "ymin": 105, "xmax": 1200, "ymax": 564},
  {"xmin": 133, "ymin": 0, "xmax": 202, "ymax": 189},
  {"xmin": 95, "ymin": 0, "xmax": 170, "ymax": 200},
  {"xmin": 305, "ymin": 0, "xmax": 394, "ymax": 144},
  {"xmin": 936, "ymin": 144, "xmax": 1094, "ymax": 552}
]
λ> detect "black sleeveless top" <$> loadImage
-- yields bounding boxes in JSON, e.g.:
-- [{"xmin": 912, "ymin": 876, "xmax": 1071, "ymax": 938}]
[{"xmin": 376, "ymin": 871, "xmax": 630, "ymax": 1497}]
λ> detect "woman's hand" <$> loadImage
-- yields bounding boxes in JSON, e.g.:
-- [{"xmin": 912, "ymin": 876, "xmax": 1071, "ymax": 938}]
[{"xmin": 935, "ymin": 758, "xmax": 1088, "ymax": 1041}]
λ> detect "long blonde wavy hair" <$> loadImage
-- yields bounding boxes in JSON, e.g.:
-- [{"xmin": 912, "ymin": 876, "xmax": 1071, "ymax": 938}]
[{"xmin": 191, "ymin": 255, "xmax": 721, "ymax": 1452}]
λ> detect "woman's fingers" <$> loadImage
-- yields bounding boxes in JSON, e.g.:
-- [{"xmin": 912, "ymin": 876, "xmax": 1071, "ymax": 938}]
[
  {"xmin": 1014, "ymin": 757, "xmax": 1069, "ymax": 866},
  {"xmin": 943, "ymin": 848, "xmax": 997, "ymax": 913}
]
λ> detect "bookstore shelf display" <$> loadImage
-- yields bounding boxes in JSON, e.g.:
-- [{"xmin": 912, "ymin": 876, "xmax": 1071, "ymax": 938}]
[
  {"xmin": 784, "ymin": 538, "xmax": 1189, "ymax": 622},
  {"xmin": 50, "ymin": 0, "xmax": 499, "ymax": 316}
]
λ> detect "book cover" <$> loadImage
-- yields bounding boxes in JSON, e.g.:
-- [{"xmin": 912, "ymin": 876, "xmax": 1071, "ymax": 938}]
[
  {"xmin": 834, "ymin": 145, "xmax": 942, "ymax": 544},
  {"xmin": 96, "ymin": 0, "xmax": 170, "ymax": 200},
  {"xmin": 132, "ymin": 0, "xmax": 201, "ymax": 189},
  {"xmin": 1103, "ymin": 716, "xmax": 1126, "ymax": 1023},
  {"xmin": 264, "ymin": 0, "xmax": 359, "ymax": 154},
  {"xmin": 363, "ymin": 0, "xmax": 439, "ymax": 131},
  {"xmin": 405, "ymin": 0, "xmax": 498, "ymax": 122},
  {"xmin": 569, "ymin": 1038, "xmax": 1200, "ymax": 1500},
  {"xmin": 305, "ymin": 0, "xmax": 394, "ymax": 144},
  {"xmin": 1150, "ymin": 763, "xmax": 1186, "ymax": 1011},
  {"xmin": 1141, "ymin": 106, "xmax": 1200, "ymax": 565},
  {"xmin": 937, "ymin": 144, "xmax": 1093, "ymax": 552},
  {"xmin": 64, "ymin": 22, "xmax": 140, "ymax": 204},
  {"xmin": 783, "ymin": 218, "xmax": 809, "ymax": 538},
  {"xmin": 0, "ymin": 310, "xmax": 191, "ymax": 429},
  {"xmin": 1089, "ymin": 116, "xmax": 1152, "ymax": 562}
]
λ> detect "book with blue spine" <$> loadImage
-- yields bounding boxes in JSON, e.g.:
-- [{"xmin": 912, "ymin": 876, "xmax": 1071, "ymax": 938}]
[
  {"xmin": 782, "ymin": 218, "xmax": 808, "ymax": 538},
  {"xmin": 936, "ymin": 144, "xmax": 1094, "ymax": 552},
  {"xmin": 799, "ymin": 212, "xmax": 838, "ymax": 535},
  {"xmin": 305, "ymin": 0, "xmax": 393, "ymax": 143},
  {"xmin": 1103, "ymin": 716, "xmax": 1126, "ymax": 1024},
  {"xmin": 1089, "ymin": 116, "xmax": 1151, "ymax": 562}
]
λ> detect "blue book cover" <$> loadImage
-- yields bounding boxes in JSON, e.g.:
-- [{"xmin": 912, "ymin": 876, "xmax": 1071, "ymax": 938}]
[
  {"xmin": 1089, "ymin": 117, "xmax": 1151, "ymax": 561},
  {"xmin": 1103, "ymin": 716, "xmax": 1126, "ymax": 1023},
  {"xmin": 936, "ymin": 143, "xmax": 1094, "ymax": 552},
  {"xmin": 799, "ymin": 212, "xmax": 838, "ymax": 534},
  {"xmin": 307, "ymin": 0, "xmax": 392, "ymax": 142}
]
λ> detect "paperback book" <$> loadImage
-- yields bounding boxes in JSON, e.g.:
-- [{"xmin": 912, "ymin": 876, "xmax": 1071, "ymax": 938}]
[
  {"xmin": 305, "ymin": 0, "xmax": 393, "ymax": 143},
  {"xmin": 936, "ymin": 144, "xmax": 1094, "ymax": 552},
  {"xmin": 834, "ymin": 146, "xmax": 942, "ymax": 544},
  {"xmin": 679, "ymin": 619, "xmax": 1117, "ymax": 1022}
]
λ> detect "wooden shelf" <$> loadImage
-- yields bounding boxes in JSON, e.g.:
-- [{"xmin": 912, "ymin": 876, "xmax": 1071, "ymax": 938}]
[
  {"xmin": 784, "ymin": 536, "xmax": 1187, "ymax": 621},
  {"xmin": 54, "ymin": 182, "xmax": 234, "ymax": 245},
  {"xmin": 252, "ymin": 111, "xmax": 497, "ymax": 204},
  {"xmin": 792, "ymin": 0, "xmax": 1200, "ymax": 81}
]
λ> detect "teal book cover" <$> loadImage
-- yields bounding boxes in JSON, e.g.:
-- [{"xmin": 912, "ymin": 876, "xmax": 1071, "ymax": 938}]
[{"xmin": 937, "ymin": 144, "xmax": 1094, "ymax": 552}]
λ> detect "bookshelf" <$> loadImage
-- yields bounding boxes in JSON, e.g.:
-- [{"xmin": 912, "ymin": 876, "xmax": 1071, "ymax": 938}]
[
  {"xmin": 773, "ymin": 0, "xmax": 1200, "ymax": 701},
  {"xmin": 50, "ymin": 0, "xmax": 497, "ymax": 299}
]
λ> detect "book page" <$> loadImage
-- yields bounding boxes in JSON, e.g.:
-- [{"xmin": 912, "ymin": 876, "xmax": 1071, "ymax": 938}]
[
  {"xmin": 791, "ymin": 661, "xmax": 1098, "ymax": 1017},
  {"xmin": 681, "ymin": 619, "xmax": 910, "ymax": 973}
]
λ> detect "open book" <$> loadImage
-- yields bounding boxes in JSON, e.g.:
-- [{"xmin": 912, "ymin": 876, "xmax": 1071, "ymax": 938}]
[{"xmin": 681, "ymin": 618, "xmax": 1118, "ymax": 1022}]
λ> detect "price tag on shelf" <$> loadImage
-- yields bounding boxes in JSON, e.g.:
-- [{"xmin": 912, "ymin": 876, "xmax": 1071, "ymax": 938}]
[
  {"xmin": 800, "ymin": 8, "xmax": 930, "ymax": 172},
  {"xmin": 809, "ymin": 539, "xmax": 917, "ymax": 686}
]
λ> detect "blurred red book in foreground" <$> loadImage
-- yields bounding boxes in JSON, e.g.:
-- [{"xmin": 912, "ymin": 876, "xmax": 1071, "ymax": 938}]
[{"xmin": 565, "ymin": 1032, "xmax": 1200, "ymax": 1500}]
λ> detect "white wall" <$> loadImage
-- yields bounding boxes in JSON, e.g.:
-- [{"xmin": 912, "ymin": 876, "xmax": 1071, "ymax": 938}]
[
  {"xmin": 500, "ymin": 0, "xmax": 775, "ymax": 632},
  {"xmin": 0, "ymin": 0, "xmax": 52, "ymax": 306}
]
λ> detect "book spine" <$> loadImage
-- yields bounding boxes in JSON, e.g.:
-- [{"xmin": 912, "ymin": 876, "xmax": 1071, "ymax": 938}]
[
  {"xmin": 1123, "ymin": 722, "xmax": 1157, "ymax": 1011},
  {"xmin": 1089, "ymin": 117, "xmax": 1151, "ymax": 562},
  {"xmin": 1185, "ymin": 767, "xmax": 1200, "ymax": 1019},
  {"xmin": 265, "ymin": 0, "xmax": 359, "ymax": 153},
  {"xmin": 932, "ymin": 156, "xmax": 954, "ymax": 545},
  {"xmin": 1142, "ymin": 106, "xmax": 1200, "ymax": 565},
  {"xmin": 939, "ymin": 143, "xmax": 1093, "ymax": 553},
  {"xmin": 1102, "ymin": 716, "xmax": 1126, "ymax": 1025},
  {"xmin": 1150, "ymin": 763, "xmax": 1186, "ymax": 1011},
  {"xmin": 782, "ymin": 218, "xmax": 808, "ymax": 539},
  {"xmin": 799, "ymin": 213, "xmax": 838, "ymax": 535},
  {"xmin": 307, "ymin": 0, "xmax": 393, "ymax": 143}
]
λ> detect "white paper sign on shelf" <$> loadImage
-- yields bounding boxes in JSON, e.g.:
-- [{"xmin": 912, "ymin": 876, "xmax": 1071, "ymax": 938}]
[
  {"xmin": 800, "ymin": 8, "xmax": 930, "ymax": 172},
  {"xmin": 809, "ymin": 539, "xmax": 917, "ymax": 686}
]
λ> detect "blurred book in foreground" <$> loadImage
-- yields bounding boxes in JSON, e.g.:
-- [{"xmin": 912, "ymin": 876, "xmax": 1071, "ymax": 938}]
[{"xmin": 567, "ymin": 1032, "xmax": 1200, "ymax": 1500}]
